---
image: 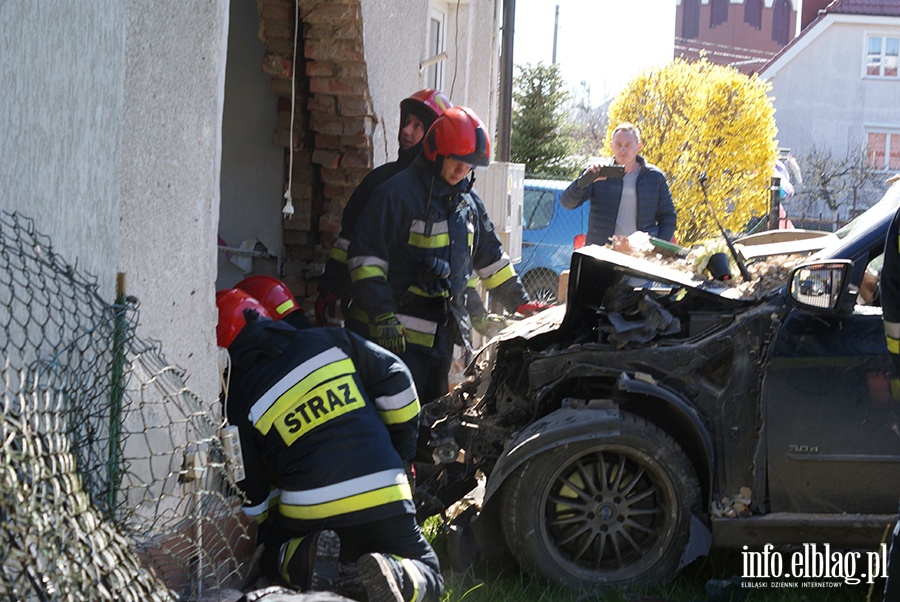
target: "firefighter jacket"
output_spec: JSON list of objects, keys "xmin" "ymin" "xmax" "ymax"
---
[
  {"xmin": 226, "ymin": 317, "xmax": 420, "ymax": 534},
  {"xmin": 883, "ymin": 206, "xmax": 900, "ymax": 374},
  {"xmin": 346, "ymin": 156, "xmax": 528, "ymax": 351},
  {"xmin": 319, "ymin": 144, "xmax": 422, "ymax": 298}
]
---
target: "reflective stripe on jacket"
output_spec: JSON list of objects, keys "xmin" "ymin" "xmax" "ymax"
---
[
  {"xmin": 347, "ymin": 156, "xmax": 526, "ymax": 349},
  {"xmin": 227, "ymin": 322, "xmax": 419, "ymax": 532}
]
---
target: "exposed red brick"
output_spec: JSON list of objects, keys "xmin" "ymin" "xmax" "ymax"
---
[
  {"xmin": 307, "ymin": 94, "xmax": 338, "ymax": 113},
  {"xmin": 336, "ymin": 62, "xmax": 368, "ymax": 80},
  {"xmin": 318, "ymin": 211, "xmax": 343, "ymax": 233},
  {"xmin": 270, "ymin": 78, "xmax": 293, "ymax": 98},
  {"xmin": 315, "ymin": 133, "xmax": 342, "ymax": 150},
  {"xmin": 263, "ymin": 21, "xmax": 294, "ymax": 43},
  {"xmin": 305, "ymin": 40, "xmax": 364, "ymax": 62},
  {"xmin": 338, "ymin": 95, "xmax": 369, "ymax": 116},
  {"xmin": 261, "ymin": 54, "xmax": 293, "ymax": 79},
  {"xmin": 341, "ymin": 150, "xmax": 369, "ymax": 168},
  {"xmin": 282, "ymin": 214, "xmax": 313, "ymax": 231},
  {"xmin": 305, "ymin": 61, "xmax": 335, "ymax": 78},
  {"xmin": 312, "ymin": 149, "xmax": 341, "ymax": 169},
  {"xmin": 259, "ymin": 3, "xmax": 291, "ymax": 21},
  {"xmin": 301, "ymin": 4, "xmax": 360, "ymax": 23}
]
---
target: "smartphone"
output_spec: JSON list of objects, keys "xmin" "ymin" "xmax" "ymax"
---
[{"xmin": 598, "ymin": 165, "xmax": 626, "ymax": 178}]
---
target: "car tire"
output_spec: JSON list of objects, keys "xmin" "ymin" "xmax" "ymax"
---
[
  {"xmin": 522, "ymin": 270, "xmax": 559, "ymax": 305},
  {"xmin": 499, "ymin": 412, "xmax": 700, "ymax": 590}
]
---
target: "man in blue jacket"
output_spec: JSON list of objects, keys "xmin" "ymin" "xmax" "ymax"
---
[{"xmin": 561, "ymin": 122, "xmax": 677, "ymax": 245}]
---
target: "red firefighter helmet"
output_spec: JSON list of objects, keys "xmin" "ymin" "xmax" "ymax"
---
[
  {"xmin": 399, "ymin": 89, "xmax": 453, "ymax": 125},
  {"xmin": 235, "ymin": 275, "xmax": 299, "ymax": 320},
  {"xmin": 215, "ymin": 288, "xmax": 271, "ymax": 348},
  {"xmin": 423, "ymin": 106, "xmax": 491, "ymax": 167}
]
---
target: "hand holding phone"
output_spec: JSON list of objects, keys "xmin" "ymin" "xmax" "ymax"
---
[{"xmin": 576, "ymin": 163, "xmax": 625, "ymax": 188}]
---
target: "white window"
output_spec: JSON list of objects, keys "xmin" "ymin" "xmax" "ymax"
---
[
  {"xmin": 866, "ymin": 35, "xmax": 899, "ymax": 78},
  {"xmin": 426, "ymin": 8, "xmax": 446, "ymax": 90},
  {"xmin": 867, "ymin": 129, "xmax": 900, "ymax": 170}
]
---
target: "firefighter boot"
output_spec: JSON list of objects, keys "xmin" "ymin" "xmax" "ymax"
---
[
  {"xmin": 279, "ymin": 529, "xmax": 341, "ymax": 591},
  {"xmin": 357, "ymin": 552, "xmax": 428, "ymax": 602}
]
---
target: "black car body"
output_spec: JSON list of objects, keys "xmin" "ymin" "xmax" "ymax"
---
[{"xmin": 416, "ymin": 182, "xmax": 900, "ymax": 589}]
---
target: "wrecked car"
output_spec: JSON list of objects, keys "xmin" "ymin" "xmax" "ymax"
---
[{"xmin": 415, "ymin": 180, "xmax": 900, "ymax": 589}]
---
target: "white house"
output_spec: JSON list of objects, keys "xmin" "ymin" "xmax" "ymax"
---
[{"xmin": 758, "ymin": 0, "xmax": 900, "ymax": 217}]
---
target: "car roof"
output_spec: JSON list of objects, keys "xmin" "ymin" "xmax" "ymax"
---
[{"xmin": 524, "ymin": 178, "xmax": 570, "ymax": 191}]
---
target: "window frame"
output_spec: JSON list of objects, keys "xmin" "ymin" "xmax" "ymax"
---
[
  {"xmin": 426, "ymin": 6, "xmax": 446, "ymax": 90},
  {"xmin": 864, "ymin": 33, "xmax": 900, "ymax": 80},
  {"xmin": 866, "ymin": 127, "xmax": 900, "ymax": 171}
]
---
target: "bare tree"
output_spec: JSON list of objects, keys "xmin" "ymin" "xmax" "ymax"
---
[{"xmin": 793, "ymin": 142, "xmax": 884, "ymax": 224}]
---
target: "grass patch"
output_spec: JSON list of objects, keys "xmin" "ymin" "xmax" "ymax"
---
[{"xmin": 424, "ymin": 517, "xmax": 884, "ymax": 601}]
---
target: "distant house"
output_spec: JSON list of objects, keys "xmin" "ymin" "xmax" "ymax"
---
[
  {"xmin": 675, "ymin": 0, "xmax": 799, "ymax": 73},
  {"xmin": 758, "ymin": 0, "xmax": 900, "ymax": 220}
]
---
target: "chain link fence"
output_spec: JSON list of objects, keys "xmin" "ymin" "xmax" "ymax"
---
[
  {"xmin": 513, "ymin": 179, "xmax": 586, "ymax": 304},
  {"xmin": 1, "ymin": 211, "xmax": 253, "ymax": 600}
]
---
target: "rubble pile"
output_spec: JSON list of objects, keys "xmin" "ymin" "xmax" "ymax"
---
[{"xmin": 609, "ymin": 232, "xmax": 805, "ymax": 299}]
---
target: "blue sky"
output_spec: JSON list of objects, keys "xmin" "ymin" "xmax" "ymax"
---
[{"xmin": 514, "ymin": 0, "xmax": 677, "ymax": 106}]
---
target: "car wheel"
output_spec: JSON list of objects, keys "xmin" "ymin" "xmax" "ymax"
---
[
  {"xmin": 499, "ymin": 412, "xmax": 700, "ymax": 589},
  {"xmin": 523, "ymin": 271, "xmax": 559, "ymax": 304}
]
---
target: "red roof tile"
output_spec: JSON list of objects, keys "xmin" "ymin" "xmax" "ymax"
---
[{"xmin": 825, "ymin": 0, "xmax": 900, "ymax": 17}]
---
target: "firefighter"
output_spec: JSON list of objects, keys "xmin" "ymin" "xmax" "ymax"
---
[
  {"xmin": 316, "ymin": 89, "xmax": 453, "ymax": 327},
  {"xmin": 881, "ymin": 203, "xmax": 900, "ymax": 602},
  {"xmin": 216, "ymin": 289, "xmax": 443, "ymax": 601},
  {"xmin": 235, "ymin": 274, "xmax": 312, "ymax": 330},
  {"xmin": 346, "ymin": 106, "xmax": 547, "ymax": 404}
]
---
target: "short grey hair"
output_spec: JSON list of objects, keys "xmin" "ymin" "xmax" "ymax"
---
[{"xmin": 612, "ymin": 123, "xmax": 641, "ymax": 143}]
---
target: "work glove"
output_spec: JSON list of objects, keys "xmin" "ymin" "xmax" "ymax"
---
[
  {"xmin": 472, "ymin": 313, "xmax": 508, "ymax": 339},
  {"xmin": 315, "ymin": 292, "xmax": 340, "ymax": 327},
  {"xmin": 417, "ymin": 257, "xmax": 451, "ymax": 296},
  {"xmin": 516, "ymin": 302, "xmax": 552, "ymax": 317},
  {"xmin": 371, "ymin": 313, "xmax": 407, "ymax": 354}
]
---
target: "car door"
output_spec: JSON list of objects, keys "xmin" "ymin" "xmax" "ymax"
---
[{"xmin": 764, "ymin": 284, "xmax": 900, "ymax": 513}]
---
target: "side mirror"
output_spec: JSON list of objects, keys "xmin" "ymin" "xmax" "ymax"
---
[{"xmin": 787, "ymin": 260, "xmax": 852, "ymax": 313}]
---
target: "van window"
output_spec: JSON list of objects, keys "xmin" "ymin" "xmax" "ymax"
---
[{"xmin": 524, "ymin": 189, "xmax": 555, "ymax": 230}]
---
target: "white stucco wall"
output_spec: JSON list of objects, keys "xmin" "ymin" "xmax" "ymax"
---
[
  {"xmin": 217, "ymin": 0, "xmax": 286, "ymax": 290},
  {"xmin": 0, "ymin": 2, "xmax": 126, "ymax": 296},
  {"xmin": 119, "ymin": 0, "xmax": 229, "ymax": 405},
  {"xmin": 764, "ymin": 17, "xmax": 900, "ymax": 153},
  {"xmin": 361, "ymin": 0, "xmax": 500, "ymax": 166}
]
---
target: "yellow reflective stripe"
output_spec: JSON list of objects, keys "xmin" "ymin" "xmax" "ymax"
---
[
  {"xmin": 250, "ymin": 347, "xmax": 349, "ymax": 424},
  {"xmin": 279, "ymin": 468, "xmax": 412, "ymax": 520},
  {"xmin": 408, "ymin": 231, "xmax": 450, "ymax": 249},
  {"xmin": 351, "ymin": 265, "xmax": 387, "ymax": 282},
  {"xmin": 467, "ymin": 276, "xmax": 478, "ymax": 287},
  {"xmin": 477, "ymin": 255, "xmax": 512, "ymax": 279},
  {"xmin": 256, "ymin": 357, "xmax": 357, "ymax": 435},
  {"xmin": 274, "ymin": 374, "xmax": 366, "ymax": 445},
  {"xmin": 377, "ymin": 401, "xmax": 420, "ymax": 425},
  {"xmin": 481, "ymin": 264, "xmax": 516, "ymax": 290},
  {"xmin": 885, "ymin": 320, "xmax": 900, "ymax": 340},
  {"xmin": 406, "ymin": 330, "xmax": 435, "ymax": 347},
  {"xmin": 373, "ymin": 388, "xmax": 420, "ymax": 425},
  {"xmin": 329, "ymin": 246, "xmax": 348, "ymax": 263},
  {"xmin": 280, "ymin": 483, "xmax": 412, "ymax": 521},
  {"xmin": 280, "ymin": 537, "xmax": 305, "ymax": 586},
  {"xmin": 888, "ymin": 336, "xmax": 899, "ymax": 355},
  {"xmin": 400, "ymin": 558, "xmax": 423, "ymax": 602},
  {"xmin": 275, "ymin": 299, "xmax": 296, "ymax": 316},
  {"xmin": 408, "ymin": 285, "xmax": 448, "ymax": 298},
  {"xmin": 396, "ymin": 314, "xmax": 437, "ymax": 347}
]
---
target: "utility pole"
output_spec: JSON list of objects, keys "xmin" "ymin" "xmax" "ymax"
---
[
  {"xmin": 497, "ymin": 0, "xmax": 515, "ymax": 162},
  {"xmin": 552, "ymin": 4, "xmax": 559, "ymax": 64}
]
